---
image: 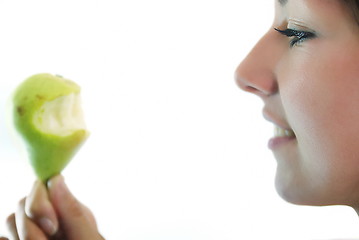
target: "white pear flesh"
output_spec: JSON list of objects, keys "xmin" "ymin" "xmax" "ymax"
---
[{"xmin": 11, "ymin": 73, "xmax": 89, "ymax": 181}]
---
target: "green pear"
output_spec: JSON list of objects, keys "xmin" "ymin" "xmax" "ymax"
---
[{"xmin": 11, "ymin": 73, "xmax": 89, "ymax": 181}]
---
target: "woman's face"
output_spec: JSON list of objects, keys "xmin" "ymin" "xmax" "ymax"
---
[{"xmin": 236, "ymin": 0, "xmax": 359, "ymax": 207}]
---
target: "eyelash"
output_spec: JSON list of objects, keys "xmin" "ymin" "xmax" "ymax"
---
[{"xmin": 274, "ymin": 28, "xmax": 316, "ymax": 47}]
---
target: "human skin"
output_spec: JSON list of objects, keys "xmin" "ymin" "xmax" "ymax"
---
[
  {"xmin": 4, "ymin": 0, "xmax": 359, "ymax": 238},
  {"xmin": 235, "ymin": 0, "xmax": 359, "ymax": 211},
  {"xmin": 5, "ymin": 175, "xmax": 104, "ymax": 240}
]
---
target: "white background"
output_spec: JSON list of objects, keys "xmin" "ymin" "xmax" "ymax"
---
[{"xmin": 0, "ymin": 0, "xmax": 359, "ymax": 239}]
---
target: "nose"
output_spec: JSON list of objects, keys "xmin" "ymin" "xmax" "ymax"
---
[{"xmin": 235, "ymin": 30, "xmax": 279, "ymax": 99}]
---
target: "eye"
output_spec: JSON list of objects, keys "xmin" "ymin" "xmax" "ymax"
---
[{"xmin": 274, "ymin": 28, "xmax": 316, "ymax": 47}]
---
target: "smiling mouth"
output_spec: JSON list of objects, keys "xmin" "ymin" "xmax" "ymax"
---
[
  {"xmin": 274, "ymin": 126, "xmax": 296, "ymax": 137},
  {"xmin": 268, "ymin": 126, "xmax": 296, "ymax": 150}
]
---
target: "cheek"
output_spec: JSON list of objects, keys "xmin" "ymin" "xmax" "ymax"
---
[{"xmin": 280, "ymin": 44, "xmax": 359, "ymax": 189}]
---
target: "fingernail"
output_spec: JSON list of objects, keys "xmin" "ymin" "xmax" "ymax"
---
[
  {"xmin": 40, "ymin": 217, "xmax": 57, "ymax": 236},
  {"xmin": 47, "ymin": 175, "xmax": 68, "ymax": 195}
]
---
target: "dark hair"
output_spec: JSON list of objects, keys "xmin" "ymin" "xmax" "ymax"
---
[{"xmin": 344, "ymin": 0, "xmax": 359, "ymax": 25}]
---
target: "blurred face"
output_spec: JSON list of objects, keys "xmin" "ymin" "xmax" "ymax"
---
[{"xmin": 236, "ymin": 0, "xmax": 359, "ymax": 207}]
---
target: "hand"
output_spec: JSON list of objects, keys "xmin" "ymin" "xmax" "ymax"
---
[{"xmin": 6, "ymin": 175, "xmax": 105, "ymax": 240}]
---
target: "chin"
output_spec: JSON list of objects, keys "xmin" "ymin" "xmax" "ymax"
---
[
  {"xmin": 274, "ymin": 173, "xmax": 351, "ymax": 207},
  {"xmin": 274, "ymin": 175, "xmax": 306, "ymax": 205},
  {"xmin": 271, "ymin": 146, "xmax": 355, "ymax": 206},
  {"xmin": 274, "ymin": 170, "xmax": 328, "ymax": 206}
]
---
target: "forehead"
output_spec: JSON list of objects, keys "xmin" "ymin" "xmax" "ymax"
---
[
  {"xmin": 276, "ymin": 0, "xmax": 348, "ymax": 18},
  {"xmin": 278, "ymin": 0, "xmax": 343, "ymax": 8},
  {"xmin": 275, "ymin": 0, "xmax": 359, "ymax": 37}
]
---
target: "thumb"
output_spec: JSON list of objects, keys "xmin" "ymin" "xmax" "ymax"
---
[
  {"xmin": 47, "ymin": 175, "xmax": 101, "ymax": 240},
  {"xmin": 25, "ymin": 180, "xmax": 59, "ymax": 236}
]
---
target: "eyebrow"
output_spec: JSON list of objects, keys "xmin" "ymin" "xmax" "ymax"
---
[{"xmin": 278, "ymin": 0, "xmax": 288, "ymax": 6}]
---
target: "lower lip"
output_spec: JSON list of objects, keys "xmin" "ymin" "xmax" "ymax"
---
[{"xmin": 268, "ymin": 136, "xmax": 296, "ymax": 150}]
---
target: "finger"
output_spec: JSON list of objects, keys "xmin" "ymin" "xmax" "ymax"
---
[
  {"xmin": 50, "ymin": 230, "xmax": 66, "ymax": 240},
  {"xmin": 48, "ymin": 175, "xmax": 102, "ymax": 239},
  {"xmin": 15, "ymin": 198, "xmax": 48, "ymax": 240},
  {"xmin": 6, "ymin": 213, "xmax": 19, "ymax": 240},
  {"xmin": 25, "ymin": 180, "xmax": 58, "ymax": 236}
]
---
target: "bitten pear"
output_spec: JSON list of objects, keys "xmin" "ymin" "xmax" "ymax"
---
[{"xmin": 11, "ymin": 73, "xmax": 89, "ymax": 181}]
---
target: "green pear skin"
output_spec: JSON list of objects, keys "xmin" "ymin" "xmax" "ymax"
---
[{"xmin": 12, "ymin": 73, "xmax": 89, "ymax": 181}]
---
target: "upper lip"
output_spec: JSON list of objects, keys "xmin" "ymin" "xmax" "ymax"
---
[{"xmin": 262, "ymin": 108, "xmax": 293, "ymax": 131}]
